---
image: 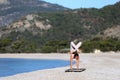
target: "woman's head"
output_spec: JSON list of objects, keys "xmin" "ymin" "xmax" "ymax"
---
[{"xmin": 73, "ymin": 39, "xmax": 79, "ymax": 44}]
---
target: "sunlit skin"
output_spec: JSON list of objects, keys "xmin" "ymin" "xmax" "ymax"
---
[{"xmin": 69, "ymin": 49, "xmax": 81, "ymax": 69}]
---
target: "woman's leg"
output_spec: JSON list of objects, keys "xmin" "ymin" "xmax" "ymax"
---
[
  {"xmin": 70, "ymin": 54, "xmax": 73, "ymax": 69},
  {"xmin": 76, "ymin": 56, "xmax": 80, "ymax": 69}
]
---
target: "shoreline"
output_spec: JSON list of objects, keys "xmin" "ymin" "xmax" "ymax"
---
[{"xmin": 0, "ymin": 53, "xmax": 120, "ymax": 80}]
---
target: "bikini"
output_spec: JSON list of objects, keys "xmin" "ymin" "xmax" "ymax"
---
[{"xmin": 72, "ymin": 50, "xmax": 79, "ymax": 58}]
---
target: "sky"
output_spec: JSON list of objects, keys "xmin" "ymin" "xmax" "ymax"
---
[{"xmin": 43, "ymin": 0, "xmax": 119, "ymax": 9}]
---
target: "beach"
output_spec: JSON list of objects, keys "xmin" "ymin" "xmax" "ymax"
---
[{"xmin": 0, "ymin": 53, "xmax": 120, "ymax": 80}]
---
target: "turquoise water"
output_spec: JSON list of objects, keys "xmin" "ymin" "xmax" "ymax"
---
[{"xmin": 0, "ymin": 58, "xmax": 69, "ymax": 77}]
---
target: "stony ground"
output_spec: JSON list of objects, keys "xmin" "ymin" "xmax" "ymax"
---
[{"xmin": 0, "ymin": 53, "xmax": 120, "ymax": 80}]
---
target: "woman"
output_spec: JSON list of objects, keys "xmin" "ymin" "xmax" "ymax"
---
[{"xmin": 69, "ymin": 41, "xmax": 82, "ymax": 69}]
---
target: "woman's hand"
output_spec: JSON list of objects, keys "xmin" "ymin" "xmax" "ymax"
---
[{"xmin": 77, "ymin": 49, "xmax": 81, "ymax": 53}]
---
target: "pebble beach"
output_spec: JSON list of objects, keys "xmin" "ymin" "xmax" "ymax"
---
[{"xmin": 0, "ymin": 53, "xmax": 120, "ymax": 80}]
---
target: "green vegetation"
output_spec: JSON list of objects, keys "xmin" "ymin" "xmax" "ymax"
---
[
  {"xmin": 0, "ymin": 38, "xmax": 37, "ymax": 53},
  {"xmin": 82, "ymin": 37, "xmax": 120, "ymax": 53},
  {"xmin": 0, "ymin": 38, "xmax": 12, "ymax": 53},
  {"xmin": 0, "ymin": 0, "xmax": 68, "ymax": 26},
  {"xmin": 0, "ymin": 2, "xmax": 120, "ymax": 53},
  {"xmin": 0, "ymin": 37, "xmax": 120, "ymax": 53},
  {"xmin": 41, "ymin": 40, "xmax": 69, "ymax": 53}
]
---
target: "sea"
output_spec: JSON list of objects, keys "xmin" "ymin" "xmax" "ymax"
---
[{"xmin": 0, "ymin": 58, "xmax": 69, "ymax": 77}]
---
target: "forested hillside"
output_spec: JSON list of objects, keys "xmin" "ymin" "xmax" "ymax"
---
[
  {"xmin": 0, "ymin": 0, "xmax": 68, "ymax": 26},
  {"xmin": 0, "ymin": 1, "xmax": 120, "ymax": 53}
]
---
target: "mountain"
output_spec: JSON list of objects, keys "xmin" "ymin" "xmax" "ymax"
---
[
  {"xmin": 0, "ymin": 0, "xmax": 69, "ymax": 27},
  {"xmin": 0, "ymin": 1, "xmax": 120, "ymax": 53}
]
